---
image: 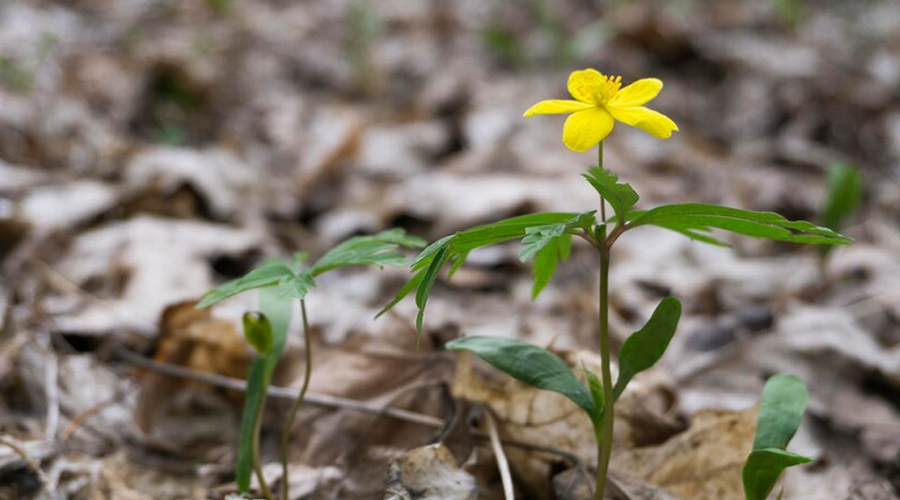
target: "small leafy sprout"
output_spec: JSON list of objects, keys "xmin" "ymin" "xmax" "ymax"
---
[
  {"xmin": 743, "ymin": 374, "xmax": 813, "ymax": 500},
  {"xmin": 819, "ymin": 163, "xmax": 861, "ymax": 260},
  {"xmin": 198, "ymin": 229, "xmax": 424, "ymax": 500},
  {"xmin": 385, "ymin": 69, "xmax": 850, "ymax": 500}
]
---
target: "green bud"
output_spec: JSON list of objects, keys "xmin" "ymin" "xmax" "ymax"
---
[{"xmin": 242, "ymin": 312, "xmax": 273, "ymax": 354}]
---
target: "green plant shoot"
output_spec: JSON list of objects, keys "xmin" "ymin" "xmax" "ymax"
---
[
  {"xmin": 743, "ymin": 374, "xmax": 813, "ymax": 500},
  {"xmin": 381, "ymin": 69, "xmax": 850, "ymax": 500},
  {"xmin": 198, "ymin": 229, "xmax": 424, "ymax": 500}
]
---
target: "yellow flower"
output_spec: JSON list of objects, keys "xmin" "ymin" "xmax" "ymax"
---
[{"xmin": 524, "ymin": 69, "xmax": 679, "ymax": 152}]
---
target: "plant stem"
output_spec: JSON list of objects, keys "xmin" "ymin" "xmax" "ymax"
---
[
  {"xmin": 594, "ymin": 246, "xmax": 614, "ymax": 500},
  {"xmin": 279, "ymin": 299, "xmax": 313, "ymax": 500},
  {"xmin": 252, "ymin": 405, "xmax": 274, "ymax": 500},
  {"xmin": 598, "ymin": 143, "xmax": 606, "ymax": 222}
]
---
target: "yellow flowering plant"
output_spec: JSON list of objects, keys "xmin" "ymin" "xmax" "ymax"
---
[{"xmin": 382, "ymin": 69, "xmax": 850, "ymax": 499}]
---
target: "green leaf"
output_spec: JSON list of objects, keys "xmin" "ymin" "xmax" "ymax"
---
[
  {"xmin": 278, "ymin": 272, "xmax": 316, "ymax": 300},
  {"xmin": 446, "ymin": 336, "xmax": 596, "ymax": 417},
  {"xmin": 242, "ymin": 312, "xmax": 273, "ymax": 354},
  {"xmin": 382, "ymin": 212, "xmax": 595, "ymax": 331},
  {"xmin": 582, "ymin": 366, "xmax": 605, "ymax": 435},
  {"xmin": 743, "ymin": 449, "xmax": 812, "ymax": 500},
  {"xmin": 613, "ymin": 297, "xmax": 681, "ymax": 400},
  {"xmin": 309, "ymin": 228, "xmax": 425, "ymax": 276},
  {"xmin": 582, "ymin": 167, "xmax": 639, "ymax": 222},
  {"xmin": 530, "ymin": 233, "xmax": 571, "ymax": 299},
  {"xmin": 415, "ymin": 245, "xmax": 451, "ymax": 332},
  {"xmin": 820, "ymin": 163, "xmax": 861, "ymax": 232},
  {"xmin": 197, "ymin": 259, "xmax": 294, "ymax": 308},
  {"xmin": 235, "ymin": 287, "xmax": 292, "ymax": 493},
  {"xmin": 628, "ymin": 203, "xmax": 852, "ymax": 246},
  {"xmin": 235, "ymin": 357, "xmax": 266, "ymax": 492},
  {"xmin": 753, "ymin": 374, "xmax": 808, "ymax": 451},
  {"xmin": 742, "ymin": 374, "xmax": 812, "ymax": 500}
]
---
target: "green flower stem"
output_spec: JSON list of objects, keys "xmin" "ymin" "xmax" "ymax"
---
[
  {"xmin": 594, "ymin": 245, "xmax": 614, "ymax": 500},
  {"xmin": 280, "ymin": 299, "xmax": 313, "ymax": 500},
  {"xmin": 252, "ymin": 406, "xmax": 274, "ymax": 500},
  {"xmin": 598, "ymin": 143, "xmax": 606, "ymax": 222}
]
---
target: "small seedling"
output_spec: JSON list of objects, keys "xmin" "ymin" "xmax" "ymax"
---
[
  {"xmin": 743, "ymin": 374, "xmax": 812, "ymax": 500},
  {"xmin": 198, "ymin": 229, "xmax": 424, "ymax": 500},
  {"xmin": 382, "ymin": 69, "xmax": 850, "ymax": 500},
  {"xmin": 818, "ymin": 162, "xmax": 861, "ymax": 260}
]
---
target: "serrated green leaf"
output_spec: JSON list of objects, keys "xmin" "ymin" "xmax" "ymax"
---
[
  {"xmin": 310, "ymin": 228, "xmax": 425, "ymax": 276},
  {"xmin": 520, "ymin": 223, "xmax": 567, "ymax": 262},
  {"xmin": 415, "ymin": 245, "xmax": 451, "ymax": 332},
  {"xmin": 582, "ymin": 167, "xmax": 639, "ymax": 222},
  {"xmin": 197, "ymin": 259, "xmax": 294, "ymax": 308},
  {"xmin": 384, "ymin": 212, "xmax": 595, "ymax": 331},
  {"xmin": 613, "ymin": 297, "xmax": 681, "ymax": 400},
  {"xmin": 629, "ymin": 203, "xmax": 852, "ymax": 246},
  {"xmin": 742, "ymin": 374, "xmax": 812, "ymax": 500},
  {"xmin": 821, "ymin": 163, "xmax": 861, "ymax": 233},
  {"xmin": 530, "ymin": 234, "xmax": 571, "ymax": 299},
  {"xmin": 446, "ymin": 336, "xmax": 596, "ymax": 417},
  {"xmin": 278, "ymin": 272, "xmax": 315, "ymax": 300}
]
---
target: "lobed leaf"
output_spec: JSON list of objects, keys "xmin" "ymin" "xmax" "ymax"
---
[
  {"xmin": 382, "ymin": 212, "xmax": 595, "ymax": 332},
  {"xmin": 613, "ymin": 297, "xmax": 681, "ymax": 400},
  {"xmin": 197, "ymin": 259, "xmax": 294, "ymax": 308},
  {"xmin": 628, "ymin": 203, "xmax": 852, "ymax": 246},
  {"xmin": 310, "ymin": 228, "xmax": 425, "ymax": 276},
  {"xmin": 582, "ymin": 167, "xmax": 639, "ymax": 222},
  {"xmin": 742, "ymin": 374, "xmax": 812, "ymax": 500},
  {"xmin": 446, "ymin": 335, "xmax": 596, "ymax": 418}
]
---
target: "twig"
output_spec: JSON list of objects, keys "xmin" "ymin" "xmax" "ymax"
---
[
  {"xmin": 43, "ymin": 338, "xmax": 59, "ymax": 441},
  {"xmin": 484, "ymin": 410, "xmax": 515, "ymax": 500},
  {"xmin": 116, "ymin": 347, "xmax": 444, "ymax": 429},
  {"xmin": 61, "ymin": 399, "xmax": 116, "ymax": 441},
  {"xmin": 0, "ymin": 436, "xmax": 49, "ymax": 484}
]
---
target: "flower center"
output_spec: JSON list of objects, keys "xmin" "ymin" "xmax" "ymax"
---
[{"xmin": 592, "ymin": 75, "xmax": 622, "ymax": 104}]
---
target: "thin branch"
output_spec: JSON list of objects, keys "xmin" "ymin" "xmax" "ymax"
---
[
  {"xmin": 0, "ymin": 436, "xmax": 49, "ymax": 484},
  {"xmin": 484, "ymin": 411, "xmax": 515, "ymax": 500},
  {"xmin": 116, "ymin": 347, "xmax": 444, "ymax": 429}
]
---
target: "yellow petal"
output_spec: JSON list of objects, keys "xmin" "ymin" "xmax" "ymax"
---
[
  {"xmin": 562, "ymin": 107, "xmax": 615, "ymax": 152},
  {"xmin": 605, "ymin": 105, "xmax": 678, "ymax": 139},
  {"xmin": 567, "ymin": 69, "xmax": 605, "ymax": 104},
  {"xmin": 523, "ymin": 99, "xmax": 593, "ymax": 117},
  {"xmin": 609, "ymin": 78, "xmax": 663, "ymax": 107}
]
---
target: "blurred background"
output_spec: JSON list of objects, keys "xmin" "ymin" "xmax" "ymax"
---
[{"xmin": 1, "ymin": 0, "xmax": 899, "ymax": 499}]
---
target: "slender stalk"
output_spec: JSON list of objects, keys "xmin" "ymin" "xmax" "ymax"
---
[
  {"xmin": 280, "ymin": 299, "xmax": 313, "ymax": 500},
  {"xmin": 598, "ymin": 143, "xmax": 606, "ymax": 223},
  {"xmin": 594, "ymin": 247, "xmax": 614, "ymax": 500},
  {"xmin": 252, "ymin": 405, "xmax": 274, "ymax": 500}
]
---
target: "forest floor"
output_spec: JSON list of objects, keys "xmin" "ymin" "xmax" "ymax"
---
[{"xmin": 1, "ymin": 0, "xmax": 900, "ymax": 499}]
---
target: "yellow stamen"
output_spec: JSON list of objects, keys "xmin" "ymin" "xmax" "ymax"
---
[{"xmin": 593, "ymin": 75, "xmax": 622, "ymax": 104}]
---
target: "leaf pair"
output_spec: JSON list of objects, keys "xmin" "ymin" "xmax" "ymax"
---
[
  {"xmin": 446, "ymin": 296, "xmax": 681, "ymax": 432},
  {"xmin": 742, "ymin": 374, "xmax": 812, "ymax": 500}
]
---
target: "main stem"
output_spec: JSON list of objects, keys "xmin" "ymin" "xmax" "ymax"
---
[
  {"xmin": 280, "ymin": 299, "xmax": 313, "ymax": 500},
  {"xmin": 594, "ymin": 247, "xmax": 614, "ymax": 500}
]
